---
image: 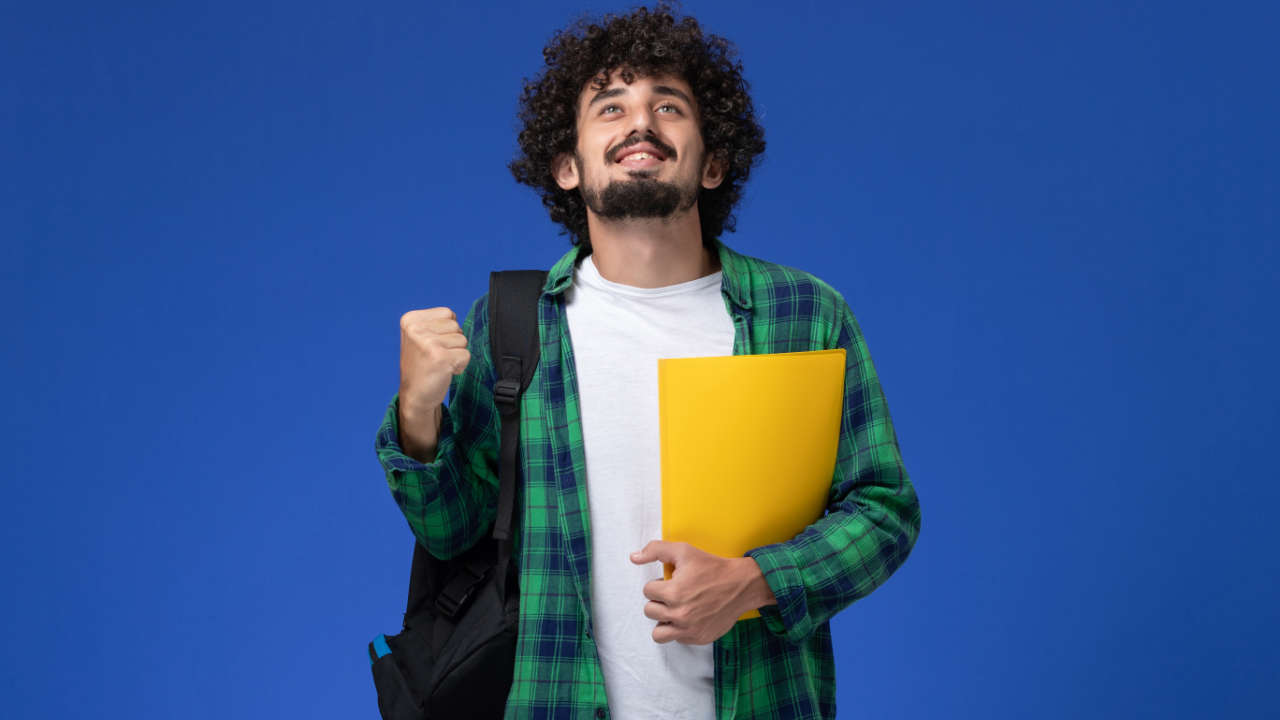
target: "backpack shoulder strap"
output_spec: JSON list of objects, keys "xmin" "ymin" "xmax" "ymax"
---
[
  {"xmin": 401, "ymin": 271, "xmax": 546, "ymax": 627},
  {"xmin": 487, "ymin": 270, "xmax": 547, "ymax": 546}
]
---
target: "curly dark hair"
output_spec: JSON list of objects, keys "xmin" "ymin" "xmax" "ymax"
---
[{"xmin": 508, "ymin": 3, "xmax": 766, "ymax": 249}]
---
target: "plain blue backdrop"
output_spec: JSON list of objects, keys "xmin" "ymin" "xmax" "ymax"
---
[{"xmin": 5, "ymin": 1, "xmax": 1277, "ymax": 717}]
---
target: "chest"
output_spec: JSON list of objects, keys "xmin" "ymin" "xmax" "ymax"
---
[{"xmin": 565, "ymin": 285, "xmax": 735, "ymax": 414}]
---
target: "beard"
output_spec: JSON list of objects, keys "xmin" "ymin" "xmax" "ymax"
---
[
  {"xmin": 580, "ymin": 174, "xmax": 698, "ymax": 220},
  {"xmin": 576, "ymin": 140, "xmax": 700, "ymax": 220}
]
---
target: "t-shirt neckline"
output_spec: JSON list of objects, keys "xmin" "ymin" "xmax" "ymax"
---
[{"xmin": 575, "ymin": 254, "xmax": 723, "ymax": 298}]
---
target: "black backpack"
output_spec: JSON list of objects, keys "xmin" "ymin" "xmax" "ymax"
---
[{"xmin": 369, "ymin": 270, "xmax": 546, "ymax": 720}]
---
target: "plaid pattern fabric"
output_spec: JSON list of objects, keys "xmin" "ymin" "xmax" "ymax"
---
[{"xmin": 375, "ymin": 240, "xmax": 921, "ymax": 719}]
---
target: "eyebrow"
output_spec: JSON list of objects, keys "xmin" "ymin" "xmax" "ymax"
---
[
  {"xmin": 653, "ymin": 85, "xmax": 694, "ymax": 106},
  {"xmin": 585, "ymin": 84, "xmax": 695, "ymax": 109},
  {"xmin": 586, "ymin": 87, "xmax": 628, "ymax": 108}
]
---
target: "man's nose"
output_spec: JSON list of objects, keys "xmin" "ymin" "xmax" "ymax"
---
[{"xmin": 628, "ymin": 105, "xmax": 655, "ymax": 134}]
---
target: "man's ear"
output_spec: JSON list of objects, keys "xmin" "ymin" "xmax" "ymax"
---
[
  {"xmin": 552, "ymin": 152, "xmax": 580, "ymax": 191},
  {"xmin": 701, "ymin": 150, "xmax": 727, "ymax": 190}
]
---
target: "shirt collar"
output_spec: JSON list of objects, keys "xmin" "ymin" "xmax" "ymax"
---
[{"xmin": 542, "ymin": 238, "xmax": 753, "ymax": 310}]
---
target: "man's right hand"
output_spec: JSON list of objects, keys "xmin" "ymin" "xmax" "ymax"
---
[{"xmin": 397, "ymin": 307, "xmax": 471, "ymax": 462}]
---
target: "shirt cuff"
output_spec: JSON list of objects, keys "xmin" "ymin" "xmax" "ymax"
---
[
  {"xmin": 745, "ymin": 542, "xmax": 808, "ymax": 639},
  {"xmin": 374, "ymin": 394, "xmax": 454, "ymax": 473}
]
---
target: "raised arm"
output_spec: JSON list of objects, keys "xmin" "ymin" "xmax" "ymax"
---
[{"xmin": 374, "ymin": 295, "xmax": 502, "ymax": 560}]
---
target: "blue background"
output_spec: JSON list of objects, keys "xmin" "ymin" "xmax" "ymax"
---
[{"xmin": 5, "ymin": 1, "xmax": 1278, "ymax": 717}]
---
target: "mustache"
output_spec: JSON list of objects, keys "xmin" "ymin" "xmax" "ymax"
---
[{"xmin": 606, "ymin": 134, "xmax": 678, "ymax": 163}]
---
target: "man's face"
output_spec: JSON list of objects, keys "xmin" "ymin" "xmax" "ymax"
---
[{"xmin": 553, "ymin": 71, "xmax": 724, "ymax": 220}]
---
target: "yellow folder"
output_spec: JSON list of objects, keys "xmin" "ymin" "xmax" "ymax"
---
[{"xmin": 658, "ymin": 348, "xmax": 846, "ymax": 620}]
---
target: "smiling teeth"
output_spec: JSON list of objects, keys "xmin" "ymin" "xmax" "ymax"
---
[{"xmin": 627, "ymin": 152, "xmax": 655, "ymax": 161}]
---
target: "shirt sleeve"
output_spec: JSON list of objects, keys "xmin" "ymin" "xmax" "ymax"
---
[
  {"xmin": 746, "ymin": 298, "xmax": 922, "ymax": 643},
  {"xmin": 374, "ymin": 295, "xmax": 502, "ymax": 560}
]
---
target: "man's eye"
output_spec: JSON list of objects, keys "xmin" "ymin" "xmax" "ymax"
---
[
  {"xmin": 656, "ymin": 104, "xmax": 681, "ymax": 114},
  {"xmin": 601, "ymin": 105, "xmax": 621, "ymax": 115}
]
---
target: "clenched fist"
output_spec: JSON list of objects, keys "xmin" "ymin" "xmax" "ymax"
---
[{"xmin": 397, "ymin": 307, "xmax": 470, "ymax": 461}]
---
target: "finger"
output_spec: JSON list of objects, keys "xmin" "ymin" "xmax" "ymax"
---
[
  {"xmin": 642, "ymin": 600, "xmax": 675, "ymax": 623},
  {"xmin": 400, "ymin": 307, "xmax": 456, "ymax": 328},
  {"xmin": 631, "ymin": 540, "xmax": 678, "ymax": 565},
  {"xmin": 446, "ymin": 347, "xmax": 471, "ymax": 374},
  {"xmin": 642, "ymin": 578, "xmax": 676, "ymax": 603},
  {"xmin": 403, "ymin": 317, "xmax": 462, "ymax": 336},
  {"xmin": 430, "ymin": 332, "xmax": 468, "ymax": 350},
  {"xmin": 422, "ymin": 317, "xmax": 463, "ymax": 334},
  {"xmin": 651, "ymin": 622, "xmax": 679, "ymax": 644}
]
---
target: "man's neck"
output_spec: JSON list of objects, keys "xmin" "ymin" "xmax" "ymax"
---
[{"xmin": 584, "ymin": 208, "xmax": 720, "ymax": 288}]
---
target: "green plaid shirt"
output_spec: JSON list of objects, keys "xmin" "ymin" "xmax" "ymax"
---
[{"xmin": 375, "ymin": 240, "xmax": 921, "ymax": 719}]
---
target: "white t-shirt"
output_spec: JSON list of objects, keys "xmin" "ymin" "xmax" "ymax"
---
[{"xmin": 564, "ymin": 254, "xmax": 735, "ymax": 720}]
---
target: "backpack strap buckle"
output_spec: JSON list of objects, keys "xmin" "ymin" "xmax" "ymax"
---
[
  {"xmin": 493, "ymin": 378, "xmax": 521, "ymax": 412},
  {"xmin": 435, "ymin": 562, "xmax": 490, "ymax": 620}
]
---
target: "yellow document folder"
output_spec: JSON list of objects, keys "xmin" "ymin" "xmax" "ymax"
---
[{"xmin": 658, "ymin": 348, "xmax": 846, "ymax": 620}]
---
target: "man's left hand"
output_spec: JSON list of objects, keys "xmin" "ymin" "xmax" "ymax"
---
[{"xmin": 629, "ymin": 540, "xmax": 777, "ymax": 645}]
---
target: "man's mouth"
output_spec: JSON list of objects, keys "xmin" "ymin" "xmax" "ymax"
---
[
  {"xmin": 610, "ymin": 138, "xmax": 675, "ymax": 169},
  {"xmin": 617, "ymin": 150, "xmax": 663, "ymax": 169}
]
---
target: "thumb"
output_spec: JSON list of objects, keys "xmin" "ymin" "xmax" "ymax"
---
[{"xmin": 630, "ymin": 540, "xmax": 676, "ymax": 565}]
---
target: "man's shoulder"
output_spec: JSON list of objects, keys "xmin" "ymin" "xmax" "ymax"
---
[{"xmin": 718, "ymin": 243, "xmax": 850, "ymax": 316}]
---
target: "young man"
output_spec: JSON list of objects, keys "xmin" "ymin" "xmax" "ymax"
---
[{"xmin": 376, "ymin": 5, "xmax": 921, "ymax": 718}]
